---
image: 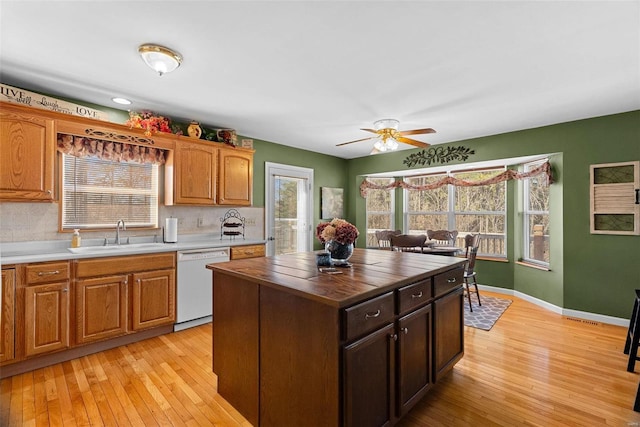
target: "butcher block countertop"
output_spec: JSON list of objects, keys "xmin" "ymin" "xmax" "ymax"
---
[{"xmin": 207, "ymin": 248, "xmax": 467, "ymax": 308}]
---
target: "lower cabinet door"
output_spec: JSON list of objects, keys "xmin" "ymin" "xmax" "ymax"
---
[
  {"xmin": 76, "ymin": 275, "xmax": 128, "ymax": 344},
  {"xmin": 397, "ymin": 304, "xmax": 433, "ymax": 416},
  {"xmin": 131, "ymin": 269, "xmax": 176, "ymax": 331},
  {"xmin": 25, "ymin": 282, "xmax": 69, "ymax": 357},
  {"xmin": 433, "ymin": 287, "xmax": 464, "ymax": 381},
  {"xmin": 343, "ymin": 323, "xmax": 395, "ymax": 427}
]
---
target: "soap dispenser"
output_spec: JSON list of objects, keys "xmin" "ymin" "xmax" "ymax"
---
[{"xmin": 71, "ymin": 229, "xmax": 82, "ymax": 248}]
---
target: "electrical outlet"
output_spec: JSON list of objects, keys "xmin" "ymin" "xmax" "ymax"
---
[
  {"xmin": 246, "ymin": 217, "xmax": 256, "ymax": 226},
  {"xmin": 177, "ymin": 217, "xmax": 184, "ymax": 226},
  {"xmin": 197, "ymin": 217, "xmax": 204, "ymax": 227}
]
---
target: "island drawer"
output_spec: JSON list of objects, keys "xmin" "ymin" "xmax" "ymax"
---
[
  {"xmin": 433, "ymin": 267, "xmax": 464, "ymax": 298},
  {"xmin": 26, "ymin": 261, "xmax": 70, "ymax": 285},
  {"xmin": 397, "ymin": 278, "xmax": 433, "ymax": 315},
  {"xmin": 343, "ymin": 291, "xmax": 394, "ymax": 342}
]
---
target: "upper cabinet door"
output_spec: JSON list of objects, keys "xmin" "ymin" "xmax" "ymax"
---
[
  {"xmin": 218, "ymin": 147, "xmax": 253, "ymax": 206},
  {"xmin": 0, "ymin": 107, "xmax": 55, "ymax": 201},
  {"xmin": 173, "ymin": 140, "xmax": 217, "ymax": 205}
]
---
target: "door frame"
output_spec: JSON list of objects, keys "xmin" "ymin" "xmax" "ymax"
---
[{"xmin": 265, "ymin": 162, "xmax": 314, "ymax": 256}]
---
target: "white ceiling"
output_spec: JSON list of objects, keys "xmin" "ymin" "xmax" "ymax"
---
[{"xmin": 1, "ymin": 1, "xmax": 639, "ymax": 159}]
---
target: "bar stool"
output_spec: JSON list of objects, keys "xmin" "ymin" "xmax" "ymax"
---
[{"xmin": 624, "ymin": 289, "xmax": 640, "ymax": 372}]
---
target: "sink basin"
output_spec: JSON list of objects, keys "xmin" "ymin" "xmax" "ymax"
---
[{"xmin": 67, "ymin": 242, "xmax": 167, "ymax": 254}]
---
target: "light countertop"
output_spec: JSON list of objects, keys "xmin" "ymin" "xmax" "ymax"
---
[{"xmin": 1, "ymin": 234, "xmax": 266, "ymax": 265}]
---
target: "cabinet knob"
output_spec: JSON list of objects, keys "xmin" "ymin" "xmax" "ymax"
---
[
  {"xmin": 411, "ymin": 291, "xmax": 423, "ymax": 299},
  {"xmin": 402, "ymin": 327, "xmax": 408, "ymax": 335},
  {"xmin": 364, "ymin": 309, "xmax": 381, "ymax": 319},
  {"xmin": 390, "ymin": 333, "xmax": 398, "ymax": 341},
  {"xmin": 62, "ymin": 288, "xmax": 68, "ymax": 292}
]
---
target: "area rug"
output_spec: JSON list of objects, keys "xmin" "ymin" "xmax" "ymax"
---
[{"xmin": 464, "ymin": 295, "xmax": 512, "ymax": 331}]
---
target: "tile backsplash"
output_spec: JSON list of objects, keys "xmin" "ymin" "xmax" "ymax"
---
[{"xmin": 0, "ymin": 202, "xmax": 265, "ymax": 243}]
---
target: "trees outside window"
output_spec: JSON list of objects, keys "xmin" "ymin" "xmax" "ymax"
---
[
  {"xmin": 365, "ymin": 178, "xmax": 395, "ymax": 247},
  {"xmin": 523, "ymin": 160, "xmax": 550, "ymax": 265}
]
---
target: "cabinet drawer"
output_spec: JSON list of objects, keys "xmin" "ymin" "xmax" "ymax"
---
[
  {"xmin": 344, "ymin": 292, "xmax": 394, "ymax": 342},
  {"xmin": 433, "ymin": 268, "xmax": 464, "ymax": 298},
  {"xmin": 26, "ymin": 262, "xmax": 69, "ymax": 285},
  {"xmin": 397, "ymin": 278, "xmax": 433, "ymax": 315},
  {"xmin": 231, "ymin": 245, "xmax": 265, "ymax": 260}
]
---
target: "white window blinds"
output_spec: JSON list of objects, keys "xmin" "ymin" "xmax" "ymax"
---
[{"xmin": 62, "ymin": 153, "xmax": 159, "ymax": 230}]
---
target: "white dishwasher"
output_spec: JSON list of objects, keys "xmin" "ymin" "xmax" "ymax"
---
[{"xmin": 175, "ymin": 247, "xmax": 230, "ymax": 331}]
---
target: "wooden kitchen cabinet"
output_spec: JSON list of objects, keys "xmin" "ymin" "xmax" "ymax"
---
[
  {"xmin": 75, "ymin": 275, "xmax": 128, "ymax": 344},
  {"xmin": 230, "ymin": 244, "xmax": 265, "ymax": 260},
  {"xmin": 0, "ymin": 104, "xmax": 56, "ymax": 201},
  {"xmin": 76, "ymin": 253, "xmax": 176, "ymax": 335},
  {"xmin": 131, "ymin": 269, "xmax": 175, "ymax": 331},
  {"xmin": 24, "ymin": 261, "xmax": 70, "ymax": 357},
  {"xmin": 433, "ymin": 286, "xmax": 464, "ymax": 382},
  {"xmin": 218, "ymin": 147, "xmax": 253, "ymax": 206},
  {"xmin": 1, "ymin": 268, "xmax": 16, "ymax": 363},
  {"xmin": 173, "ymin": 140, "xmax": 254, "ymax": 206},
  {"xmin": 174, "ymin": 140, "xmax": 218, "ymax": 205}
]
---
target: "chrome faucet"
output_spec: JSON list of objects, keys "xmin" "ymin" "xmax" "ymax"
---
[{"xmin": 115, "ymin": 219, "xmax": 126, "ymax": 245}]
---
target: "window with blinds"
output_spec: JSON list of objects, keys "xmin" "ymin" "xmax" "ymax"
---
[{"xmin": 61, "ymin": 153, "xmax": 159, "ymax": 230}]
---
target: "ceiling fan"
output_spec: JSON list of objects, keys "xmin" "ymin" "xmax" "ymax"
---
[{"xmin": 337, "ymin": 119, "xmax": 436, "ymax": 154}]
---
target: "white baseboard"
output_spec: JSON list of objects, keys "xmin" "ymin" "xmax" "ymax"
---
[{"xmin": 477, "ymin": 285, "xmax": 629, "ymax": 327}]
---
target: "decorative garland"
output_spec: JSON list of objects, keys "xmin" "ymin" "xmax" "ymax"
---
[
  {"xmin": 403, "ymin": 146, "xmax": 475, "ymax": 167},
  {"xmin": 360, "ymin": 160, "xmax": 553, "ymax": 198}
]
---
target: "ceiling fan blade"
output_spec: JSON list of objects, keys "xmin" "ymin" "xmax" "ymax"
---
[
  {"xmin": 398, "ymin": 128, "xmax": 436, "ymax": 136},
  {"xmin": 396, "ymin": 136, "xmax": 430, "ymax": 148},
  {"xmin": 336, "ymin": 136, "xmax": 376, "ymax": 147},
  {"xmin": 360, "ymin": 128, "xmax": 380, "ymax": 134}
]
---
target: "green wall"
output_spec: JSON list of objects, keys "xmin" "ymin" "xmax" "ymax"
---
[{"xmin": 348, "ymin": 111, "xmax": 640, "ymax": 318}]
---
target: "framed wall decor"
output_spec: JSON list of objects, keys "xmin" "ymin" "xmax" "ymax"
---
[{"xmin": 321, "ymin": 187, "xmax": 344, "ymax": 219}]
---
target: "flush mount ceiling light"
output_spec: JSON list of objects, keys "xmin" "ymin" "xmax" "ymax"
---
[
  {"xmin": 138, "ymin": 44, "xmax": 182, "ymax": 76},
  {"xmin": 111, "ymin": 97, "xmax": 131, "ymax": 105}
]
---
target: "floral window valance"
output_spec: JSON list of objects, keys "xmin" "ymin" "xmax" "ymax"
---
[
  {"xmin": 360, "ymin": 160, "xmax": 553, "ymax": 198},
  {"xmin": 56, "ymin": 133, "xmax": 167, "ymax": 165}
]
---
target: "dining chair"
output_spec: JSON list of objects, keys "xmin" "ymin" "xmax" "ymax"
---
[
  {"xmin": 463, "ymin": 233, "xmax": 482, "ymax": 311},
  {"xmin": 375, "ymin": 229, "xmax": 402, "ymax": 250},
  {"xmin": 427, "ymin": 230, "xmax": 458, "ymax": 246},
  {"xmin": 464, "ymin": 233, "xmax": 482, "ymax": 258},
  {"xmin": 390, "ymin": 234, "xmax": 427, "ymax": 253}
]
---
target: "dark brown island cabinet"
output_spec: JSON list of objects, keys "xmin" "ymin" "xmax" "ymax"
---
[{"xmin": 208, "ymin": 249, "xmax": 466, "ymax": 427}]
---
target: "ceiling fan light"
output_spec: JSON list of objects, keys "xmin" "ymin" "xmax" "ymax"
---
[
  {"xmin": 374, "ymin": 119, "xmax": 400, "ymax": 131},
  {"xmin": 373, "ymin": 139, "xmax": 386, "ymax": 152},
  {"xmin": 387, "ymin": 138, "xmax": 399, "ymax": 150},
  {"xmin": 138, "ymin": 44, "xmax": 182, "ymax": 76}
]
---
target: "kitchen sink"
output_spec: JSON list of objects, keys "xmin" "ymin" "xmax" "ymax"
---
[{"xmin": 67, "ymin": 242, "xmax": 167, "ymax": 254}]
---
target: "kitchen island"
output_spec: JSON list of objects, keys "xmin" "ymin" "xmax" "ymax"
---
[{"xmin": 207, "ymin": 249, "xmax": 467, "ymax": 427}]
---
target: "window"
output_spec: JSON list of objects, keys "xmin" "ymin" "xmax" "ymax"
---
[
  {"xmin": 61, "ymin": 153, "xmax": 159, "ymax": 230},
  {"xmin": 365, "ymin": 178, "xmax": 395, "ymax": 247},
  {"xmin": 523, "ymin": 160, "xmax": 550, "ymax": 265},
  {"xmin": 405, "ymin": 174, "xmax": 449, "ymax": 233},
  {"xmin": 453, "ymin": 169, "xmax": 506, "ymax": 256},
  {"xmin": 405, "ymin": 168, "xmax": 507, "ymax": 257}
]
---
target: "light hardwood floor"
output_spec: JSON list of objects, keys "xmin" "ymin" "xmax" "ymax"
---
[{"xmin": 1, "ymin": 291, "xmax": 639, "ymax": 426}]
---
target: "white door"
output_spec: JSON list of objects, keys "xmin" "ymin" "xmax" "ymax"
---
[{"xmin": 265, "ymin": 162, "xmax": 314, "ymax": 256}]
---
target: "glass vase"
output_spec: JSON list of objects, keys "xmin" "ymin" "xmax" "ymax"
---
[{"xmin": 325, "ymin": 240, "xmax": 354, "ymax": 266}]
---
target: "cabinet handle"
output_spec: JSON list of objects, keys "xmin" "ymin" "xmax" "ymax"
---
[
  {"xmin": 447, "ymin": 277, "xmax": 457, "ymax": 283},
  {"xmin": 402, "ymin": 327, "xmax": 408, "ymax": 335},
  {"xmin": 411, "ymin": 291, "xmax": 423, "ymax": 299},
  {"xmin": 245, "ymin": 251, "xmax": 254, "ymax": 255},
  {"xmin": 38, "ymin": 270, "xmax": 60, "ymax": 276},
  {"xmin": 365, "ymin": 309, "xmax": 381, "ymax": 319},
  {"xmin": 62, "ymin": 288, "xmax": 68, "ymax": 292}
]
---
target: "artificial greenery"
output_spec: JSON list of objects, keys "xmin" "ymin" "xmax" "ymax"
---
[{"xmin": 403, "ymin": 146, "xmax": 475, "ymax": 167}]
